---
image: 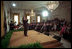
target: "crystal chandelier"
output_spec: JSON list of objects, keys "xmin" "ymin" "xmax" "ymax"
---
[
  {"xmin": 47, "ymin": 1, "xmax": 59, "ymax": 12},
  {"xmin": 30, "ymin": 9, "xmax": 35, "ymax": 16}
]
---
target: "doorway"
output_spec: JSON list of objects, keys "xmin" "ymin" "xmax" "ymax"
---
[{"xmin": 13, "ymin": 13, "xmax": 20, "ymax": 25}]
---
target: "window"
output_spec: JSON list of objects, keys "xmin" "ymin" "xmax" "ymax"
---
[
  {"xmin": 14, "ymin": 15, "xmax": 18, "ymax": 25},
  {"xmin": 37, "ymin": 16, "xmax": 40, "ymax": 22},
  {"xmin": 27, "ymin": 16, "xmax": 30, "ymax": 24}
]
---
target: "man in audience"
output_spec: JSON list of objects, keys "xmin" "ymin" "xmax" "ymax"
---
[
  {"xmin": 9, "ymin": 21, "xmax": 14, "ymax": 30},
  {"xmin": 46, "ymin": 23, "xmax": 50, "ymax": 36}
]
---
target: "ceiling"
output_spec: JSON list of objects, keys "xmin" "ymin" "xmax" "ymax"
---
[
  {"xmin": 4, "ymin": 1, "xmax": 47, "ymax": 9},
  {"xmin": 3, "ymin": 1, "xmax": 59, "ymax": 11},
  {"xmin": 3, "ymin": 1, "xmax": 71, "ymax": 12}
]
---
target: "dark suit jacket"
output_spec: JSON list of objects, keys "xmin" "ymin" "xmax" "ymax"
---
[{"xmin": 23, "ymin": 20, "xmax": 28, "ymax": 31}]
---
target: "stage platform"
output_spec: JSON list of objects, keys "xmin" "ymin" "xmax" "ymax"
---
[{"xmin": 9, "ymin": 30, "xmax": 62, "ymax": 48}]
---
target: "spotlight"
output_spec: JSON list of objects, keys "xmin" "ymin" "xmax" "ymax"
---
[
  {"xmin": 12, "ymin": 3, "xmax": 16, "ymax": 7},
  {"xmin": 42, "ymin": 10, "xmax": 49, "ymax": 17}
]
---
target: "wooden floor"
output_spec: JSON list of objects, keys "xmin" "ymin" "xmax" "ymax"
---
[{"xmin": 8, "ymin": 30, "xmax": 62, "ymax": 48}]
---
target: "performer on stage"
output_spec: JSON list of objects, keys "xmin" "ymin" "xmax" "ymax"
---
[{"xmin": 23, "ymin": 16, "xmax": 28, "ymax": 36}]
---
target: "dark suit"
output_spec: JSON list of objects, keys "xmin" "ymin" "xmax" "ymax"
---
[{"xmin": 23, "ymin": 20, "xmax": 28, "ymax": 36}]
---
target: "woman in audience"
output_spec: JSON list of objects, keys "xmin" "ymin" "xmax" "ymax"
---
[
  {"xmin": 59, "ymin": 24, "xmax": 66, "ymax": 37},
  {"xmin": 40, "ymin": 22, "xmax": 47, "ymax": 34},
  {"xmin": 53, "ymin": 23, "xmax": 57, "ymax": 31},
  {"xmin": 50, "ymin": 22, "xmax": 54, "ymax": 31}
]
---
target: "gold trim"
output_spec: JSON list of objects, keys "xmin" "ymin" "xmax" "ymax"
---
[{"xmin": 1, "ymin": 1, "xmax": 5, "ymax": 37}]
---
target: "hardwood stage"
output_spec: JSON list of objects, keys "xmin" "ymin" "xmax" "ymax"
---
[{"xmin": 9, "ymin": 30, "xmax": 62, "ymax": 48}]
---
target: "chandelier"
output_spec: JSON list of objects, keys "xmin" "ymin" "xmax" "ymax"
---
[
  {"xmin": 47, "ymin": 1, "xmax": 59, "ymax": 12},
  {"xmin": 30, "ymin": 9, "xmax": 35, "ymax": 16}
]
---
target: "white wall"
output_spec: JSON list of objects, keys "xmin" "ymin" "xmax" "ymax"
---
[
  {"xmin": 51, "ymin": 1, "xmax": 71, "ymax": 23},
  {"xmin": 11, "ymin": 9, "xmax": 24, "ymax": 24}
]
